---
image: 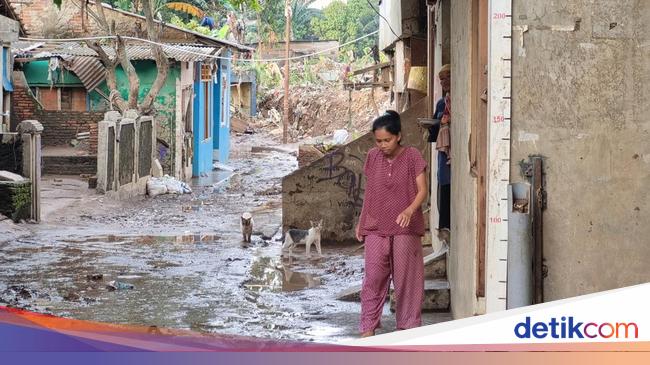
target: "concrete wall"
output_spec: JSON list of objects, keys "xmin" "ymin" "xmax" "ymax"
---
[
  {"xmin": 282, "ymin": 100, "xmax": 429, "ymax": 242},
  {"xmin": 97, "ymin": 112, "xmax": 155, "ymax": 198},
  {"xmin": 447, "ymin": 0, "xmax": 481, "ymax": 319},
  {"xmin": 510, "ymin": 0, "xmax": 650, "ymax": 301}
]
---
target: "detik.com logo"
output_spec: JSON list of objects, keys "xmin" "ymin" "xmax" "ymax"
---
[{"xmin": 514, "ymin": 316, "xmax": 639, "ymax": 339}]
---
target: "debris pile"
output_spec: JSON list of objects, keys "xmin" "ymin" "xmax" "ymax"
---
[
  {"xmin": 240, "ymin": 85, "xmax": 391, "ymax": 142},
  {"xmin": 147, "ymin": 175, "xmax": 192, "ymax": 197}
]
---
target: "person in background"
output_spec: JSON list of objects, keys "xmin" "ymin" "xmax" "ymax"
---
[
  {"xmin": 428, "ymin": 64, "xmax": 451, "ymax": 245},
  {"xmin": 355, "ymin": 110, "xmax": 428, "ymax": 337}
]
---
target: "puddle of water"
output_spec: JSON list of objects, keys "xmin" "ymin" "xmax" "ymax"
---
[
  {"xmin": 62, "ymin": 234, "xmax": 220, "ymax": 245},
  {"xmin": 192, "ymin": 170, "xmax": 234, "ymax": 188},
  {"xmin": 243, "ymin": 257, "xmax": 320, "ymax": 292}
]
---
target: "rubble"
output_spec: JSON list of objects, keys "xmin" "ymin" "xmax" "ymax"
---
[{"xmin": 250, "ymin": 85, "xmax": 391, "ymax": 142}]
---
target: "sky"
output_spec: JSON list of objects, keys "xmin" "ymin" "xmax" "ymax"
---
[{"xmin": 309, "ymin": 0, "xmax": 344, "ymax": 10}]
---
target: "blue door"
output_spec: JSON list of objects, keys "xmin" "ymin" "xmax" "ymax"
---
[
  {"xmin": 192, "ymin": 62, "xmax": 214, "ymax": 176},
  {"xmin": 213, "ymin": 51, "xmax": 231, "ymax": 164}
]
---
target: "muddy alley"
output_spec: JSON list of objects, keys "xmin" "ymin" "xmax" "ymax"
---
[{"xmin": 0, "ymin": 133, "xmax": 449, "ymax": 343}]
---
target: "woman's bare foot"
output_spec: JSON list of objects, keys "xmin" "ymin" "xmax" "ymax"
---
[{"xmin": 360, "ymin": 330, "xmax": 375, "ymax": 338}]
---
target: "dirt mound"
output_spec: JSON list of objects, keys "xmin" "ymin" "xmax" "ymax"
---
[{"xmin": 242, "ymin": 85, "xmax": 391, "ymax": 142}]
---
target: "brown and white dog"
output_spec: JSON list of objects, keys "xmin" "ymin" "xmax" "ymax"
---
[
  {"xmin": 240, "ymin": 212, "xmax": 254, "ymax": 243},
  {"xmin": 282, "ymin": 219, "xmax": 323, "ymax": 258}
]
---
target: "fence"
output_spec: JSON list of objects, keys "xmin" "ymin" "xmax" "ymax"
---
[
  {"xmin": 0, "ymin": 120, "xmax": 43, "ymax": 222},
  {"xmin": 96, "ymin": 111, "xmax": 156, "ymax": 199}
]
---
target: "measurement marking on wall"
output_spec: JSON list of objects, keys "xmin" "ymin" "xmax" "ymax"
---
[{"xmin": 486, "ymin": 0, "xmax": 512, "ymax": 313}]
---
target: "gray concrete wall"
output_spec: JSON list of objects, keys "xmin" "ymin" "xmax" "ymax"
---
[
  {"xmin": 510, "ymin": 0, "xmax": 650, "ymax": 301},
  {"xmin": 282, "ymin": 100, "xmax": 429, "ymax": 242},
  {"xmin": 448, "ymin": 0, "xmax": 481, "ymax": 319},
  {"xmin": 0, "ymin": 15, "xmax": 19, "ymax": 43}
]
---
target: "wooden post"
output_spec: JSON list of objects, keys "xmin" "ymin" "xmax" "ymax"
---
[
  {"xmin": 427, "ymin": 2, "xmax": 436, "ymax": 118},
  {"xmin": 532, "ymin": 156, "xmax": 544, "ymax": 304},
  {"xmin": 283, "ymin": 0, "xmax": 292, "ymax": 144}
]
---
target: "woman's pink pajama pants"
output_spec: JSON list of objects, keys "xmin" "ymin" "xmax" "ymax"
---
[{"xmin": 360, "ymin": 234, "xmax": 424, "ymax": 333}]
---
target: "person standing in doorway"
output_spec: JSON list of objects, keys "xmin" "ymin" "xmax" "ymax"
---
[
  {"xmin": 355, "ymin": 110, "xmax": 428, "ymax": 337},
  {"xmin": 428, "ymin": 64, "xmax": 451, "ymax": 245}
]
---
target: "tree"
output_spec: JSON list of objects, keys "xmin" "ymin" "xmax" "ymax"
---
[
  {"xmin": 253, "ymin": 0, "xmax": 319, "ymax": 42},
  {"xmin": 83, "ymin": 0, "xmax": 169, "ymax": 114},
  {"xmin": 310, "ymin": 0, "xmax": 378, "ymax": 57}
]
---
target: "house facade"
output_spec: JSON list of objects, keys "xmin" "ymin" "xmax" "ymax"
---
[
  {"xmin": 379, "ymin": 0, "xmax": 650, "ymax": 318},
  {"xmin": 8, "ymin": 0, "xmax": 252, "ymax": 179},
  {"xmin": 0, "ymin": 12, "xmax": 20, "ymax": 133}
]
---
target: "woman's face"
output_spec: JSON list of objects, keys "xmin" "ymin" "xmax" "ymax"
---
[
  {"xmin": 374, "ymin": 128, "xmax": 401, "ymax": 156},
  {"xmin": 439, "ymin": 71, "xmax": 451, "ymax": 93}
]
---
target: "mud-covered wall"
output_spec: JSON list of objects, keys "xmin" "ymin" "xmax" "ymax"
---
[
  {"xmin": 510, "ymin": 1, "xmax": 650, "ymax": 300},
  {"xmin": 282, "ymin": 100, "xmax": 429, "ymax": 242},
  {"xmin": 0, "ymin": 134, "xmax": 23, "ymax": 174}
]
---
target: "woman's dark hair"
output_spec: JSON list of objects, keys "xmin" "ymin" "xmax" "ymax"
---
[{"xmin": 372, "ymin": 110, "xmax": 401, "ymax": 136}]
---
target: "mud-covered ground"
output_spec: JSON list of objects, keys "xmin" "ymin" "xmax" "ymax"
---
[{"xmin": 0, "ymin": 133, "xmax": 450, "ymax": 343}]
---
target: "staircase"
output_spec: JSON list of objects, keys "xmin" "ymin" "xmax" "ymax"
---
[
  {"xmin": 336, "ymin": 243, "xmax": 451, "ymax": 313},
  {"xmin": 390, "ymin": 245, "xmax": 450, "ymax": 312},
  {"xmin": 42, "ymin": 155, "xmax": 97, "ymax": 175}
]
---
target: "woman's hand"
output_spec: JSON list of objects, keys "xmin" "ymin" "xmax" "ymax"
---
[
  {"xmin": 355, "ymin": 224, "xmax": 363, "ymax": 242},
  {"xmin": 396, "ymin": 208, "xmax": 414, "ymax": 228}
]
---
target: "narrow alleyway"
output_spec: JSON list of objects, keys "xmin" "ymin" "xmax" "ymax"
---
[{"xmin": 0, "ymin": 133, "xmax": 450, "ymax": 343}]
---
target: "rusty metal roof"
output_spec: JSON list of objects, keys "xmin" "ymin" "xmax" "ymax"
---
[{"xmin": 35, "ymin": 42, "xmax": 222, "ymax": 63}]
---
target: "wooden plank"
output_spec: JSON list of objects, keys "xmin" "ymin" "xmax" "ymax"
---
[
  {"xmin": 343, "ymin": 82, "xmax": 392, "ymax": 90},
  {"xmin": 532, "ymin": 157, "xmax": 544, "ymax": 304},
  {"xmin": 474, "ymin": 0, "xmax": 489, "ymax": 299},
  {"xmin": 350, "ymin": 61, "xmax": 393, "ymax": 76}
]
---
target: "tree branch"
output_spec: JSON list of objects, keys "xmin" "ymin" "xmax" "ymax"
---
[
  {"xmin": 138, "ymin": 0, "xmax": 169, "ymax": 114},
  {"xmin": 83, "ymin": 1, "xmax": 128, "ymax": 112},
  {"xmin": 115, "ymin": 35, "xmax": 140, "ymax": 110}
]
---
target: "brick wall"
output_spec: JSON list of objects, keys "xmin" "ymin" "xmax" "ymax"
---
[
  {"xmin": 11, "ymin": 84, "xmax": 101, "ymax": 155},
  {"xmin": 10, "ymin": 0, "xmax": 200, "ymax": 42}
]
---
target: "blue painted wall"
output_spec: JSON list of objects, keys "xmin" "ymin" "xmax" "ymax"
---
[
  {"xmin": 213, "ymin": 51, "xmax": 231, "ymax": 163},
  {"xmin": 192, "ymin": 62, "xmax": 214, "ymax": 176}
]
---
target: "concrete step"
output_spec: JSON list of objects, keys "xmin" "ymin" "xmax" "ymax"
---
[
  {"xmin": 424, "ymin": 247, "xmax": 447, "ymax": 280},
  {"xmin": 390, "ymin": 279, "xmax": 450, "ymax": 312},
  {"xmin": 336, "ymin": 249, "xmax": 449, "ymax": 302},
  {"xmin": 42, "ymin": 155, "xmax": 97, "ymax": 176}
]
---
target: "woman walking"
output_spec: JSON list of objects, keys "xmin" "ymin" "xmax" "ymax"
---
[{"xmin": 355, "ymin": 110, "xmax": 428, "ymax": 337}]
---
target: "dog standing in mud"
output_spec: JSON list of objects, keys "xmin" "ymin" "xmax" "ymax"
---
[
  {"xmin": 240, "ymin": 212, "xmax": 254, "ymax": 243},
  {"xmin": 282, "ymin": 220, "xmax": 323, "ymax": 258}
]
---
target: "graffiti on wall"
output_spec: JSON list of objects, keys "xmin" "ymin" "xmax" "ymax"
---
[{"xmin": 315, "ymin": 150, "xmax": 365, "ymax": 210}]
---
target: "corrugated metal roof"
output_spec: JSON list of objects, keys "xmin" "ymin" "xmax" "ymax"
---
[
  {"xmin": 30, "ymin": 42, "xmax": 221, "ymax": 63},
  {"xmin": 60, "ymin": 55, "xmax": 106, "ymax": 91}
]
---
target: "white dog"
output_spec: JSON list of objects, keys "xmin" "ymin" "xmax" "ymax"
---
[
  {"xmin": 282, "ymin": 220, "xmax": 323, "ymax": 258},
  {"xmin": 240, "ymin": 212, "xmax": 254, "ymax": 243}
]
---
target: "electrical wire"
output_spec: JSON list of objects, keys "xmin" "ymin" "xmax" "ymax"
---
[
  {"xmin": 365, "ymin": 0, "xmax": 400, "ymax": 39},
  {"xmin": 19, "ymin": 30, "xmax": 379, "ymax": 63}
]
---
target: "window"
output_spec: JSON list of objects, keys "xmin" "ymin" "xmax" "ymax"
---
[{"xmin": 37, "ymin": 87, "xmax": 87, "ymax": 111}]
